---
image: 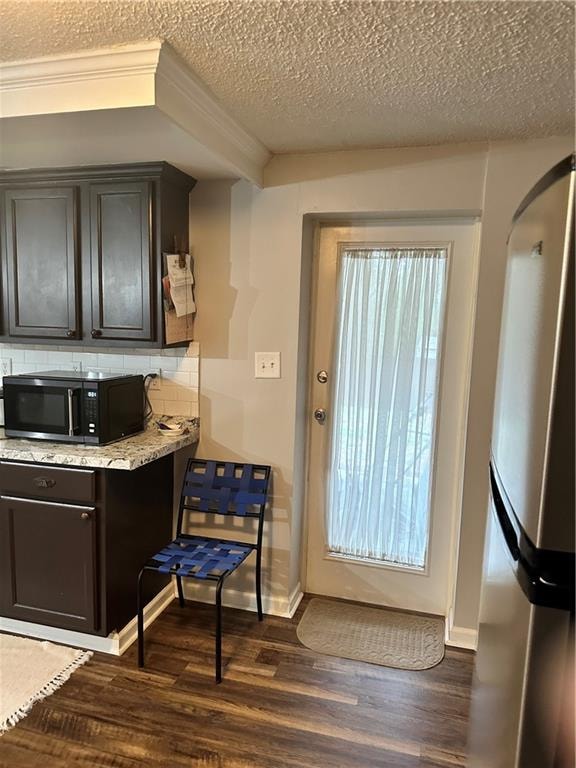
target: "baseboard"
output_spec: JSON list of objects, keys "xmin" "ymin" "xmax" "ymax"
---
[
  {"xmin": 445, "ymin": 618, "xmax": 478, "ymax": 651},
  {"xmin": 286, "ymin": 582, "xmax": 304, "ymax": 618},
  {"xmin": 0, "ymin": 581, "xmax": 304, "ymax": 657},
  {"xmin": 117, "ymin": 583, "xmax": 176, "ymax": 655},
  {"xmin": 0, "ymin": 583, "xmax": 175, "ymax": 656},
  {"xmin": 181, "ymin": 580, "xmax": 304, "ymax": 619}
]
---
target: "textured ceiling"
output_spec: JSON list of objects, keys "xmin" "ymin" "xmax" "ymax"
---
[{"xmin": 0, "ymin": 1, "xmax": 574, "ymax": 153}]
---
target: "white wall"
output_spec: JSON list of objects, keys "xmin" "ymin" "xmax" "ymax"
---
[
  {"xmin": 190, "ymin": 135, "xmax": 573, "ymax": 629},
  {"xmin": 190, "ymin": 142, "xmax": 488, "ymax": 615},
  {"xmin": 189, "ymin": 179, "xmax": 305, "ymax": 614}
]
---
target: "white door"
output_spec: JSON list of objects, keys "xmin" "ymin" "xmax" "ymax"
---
[{"xmin": 304, "ymin": 221, "xmax": 480, "ymax": 616}]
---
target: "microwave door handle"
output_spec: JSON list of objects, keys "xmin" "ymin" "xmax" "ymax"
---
[{"xmin": 67, "ymin": 388, "xmax": 76, "ymax": 436}]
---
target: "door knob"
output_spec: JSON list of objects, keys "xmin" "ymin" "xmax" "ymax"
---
[{"xmin": 314, "ymin": 408, "xmax": 327, "ymax": 424}]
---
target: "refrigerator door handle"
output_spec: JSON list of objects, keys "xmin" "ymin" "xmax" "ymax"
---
[{"xmin": 489, "ymin": 464, "xmax": 521, "ymax": 562}]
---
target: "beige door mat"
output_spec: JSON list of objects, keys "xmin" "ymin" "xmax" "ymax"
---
[{"xmin": 296, "ymin": 598, "xmax": 445, "ymax": 670}]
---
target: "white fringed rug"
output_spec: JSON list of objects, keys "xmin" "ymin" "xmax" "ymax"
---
[{"xmin": 0, "ymin": 634, "xmax": 92, "ymax": 733}]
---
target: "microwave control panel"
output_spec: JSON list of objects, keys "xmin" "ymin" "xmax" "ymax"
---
[{"xmin": 84, "ymin": 389, "xmax": 99, "ymax": 435}]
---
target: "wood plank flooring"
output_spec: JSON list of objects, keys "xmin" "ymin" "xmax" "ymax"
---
[{"xmin": 0, "ymin": 596, "xmax": 475, "ymax": 768}]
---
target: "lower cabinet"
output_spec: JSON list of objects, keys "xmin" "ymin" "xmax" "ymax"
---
[
  {"xmin": 0, "ymin": 456, "xmax": 173, "ymax": 636},
  {"xmin": 0, "ymin": 496, "xmax": 97, "ymax": 632}
]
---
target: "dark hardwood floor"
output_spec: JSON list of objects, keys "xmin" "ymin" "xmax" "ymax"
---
[{"xmin": 0, "ymin": 596, "xmax": 474, "ymax": 768}]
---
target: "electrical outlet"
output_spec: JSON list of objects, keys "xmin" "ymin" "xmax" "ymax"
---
[
  {"xmin": 254, "ymin": 352, "xmax": 281, "ymax": 379},
  {"xmin": 148, "ymin": 369, "xmax": 161, "ymax": 390},
  {"xmin": 0, "ymin": 358, "xmax": 12, "ymax": 377}
]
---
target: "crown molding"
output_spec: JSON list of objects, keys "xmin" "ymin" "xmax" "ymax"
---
[
  {"xmin": 0, "ymin": 41, "xmax": 269, "ymax": 185},
  {"xmin": 155, "ymin": 44, "xmax": 270, "ymax": 180},
  {"xmin": 0, "ymin": 41, "xmax": 162, "ymax": 91},
  {"xmin": 0, "ymin": 42, "xmax": 158, "ymax": 117}
]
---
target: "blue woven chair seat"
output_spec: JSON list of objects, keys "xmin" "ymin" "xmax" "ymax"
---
[{"xmin": 150, "ymin": 535, "xmax": 254, "ymax": 580}]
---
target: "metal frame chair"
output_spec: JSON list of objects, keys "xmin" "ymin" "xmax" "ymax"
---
[{"xmin": 137, "ymin": 459, "xmax": 271, "ymax": 682}]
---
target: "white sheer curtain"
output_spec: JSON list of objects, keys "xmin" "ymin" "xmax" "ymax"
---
[{"xmin": 326, "ymin": 247, "xmax": 448, "ymax": 569}]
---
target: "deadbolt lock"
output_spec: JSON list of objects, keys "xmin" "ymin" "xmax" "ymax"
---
[
  {"xmin": 314, "ymin": 408, "xmax": 327, "ymax": 424},
  {"xmin": 317, "ymin": 370, "xmax": 328, "ymax": 384}
]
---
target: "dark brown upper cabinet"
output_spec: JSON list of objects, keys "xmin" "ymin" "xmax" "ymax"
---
[
  {"xmin": 89, "ymin": 181, "xmax": 153, "ymax": 342},
  {"xmin": 0, "ymin": 163, "xmax": 196, "ymax": 348},
  {"xmin": 2, "ymin": 186, "xmax": 80, "ymax": 340}
]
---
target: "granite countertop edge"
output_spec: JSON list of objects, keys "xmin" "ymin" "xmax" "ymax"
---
[{"xmin": 0, "ymin": 417, "xmax": 200, "ymax": 471}]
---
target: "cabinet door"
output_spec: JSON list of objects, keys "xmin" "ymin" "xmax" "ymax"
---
[
  {"xmin": 3, "ymin": 187, "xmax": 80, "ymax": 339},
  {"xmin": 0, "ymin": 496, "xmax": 98, "ymax": 632},
  {"xmin": 89, "ymin": 181, "xmax": 154, "ymax": 341}
]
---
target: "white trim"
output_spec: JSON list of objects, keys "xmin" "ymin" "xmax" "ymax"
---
[
  {"xmin": 0, "ymin": 41, "xmax": 270, "ymax": 185},
  {"xmin": 181, "ymin": 580, "xmax": 304, "ymax": 619},
  {"xmin": 0, "ymin": 42, "xmax": 159, "ymax": 117},
  {"xmin": 0, "ymin": 41, "xmax": 161, "ymax": 90},
  {"xmin": 116, "ymin": 582, "xmax": 176, "ymax": 655},
  {"xmin": 286, "ymin": 582, "xmax": 304, "ymax": 618},
  {"xmin": 0, "ymin": 580, "xmax": 304, "ymax": 658},
  {"xmin": 155, "ymin": 44, "xmax": 270, "ymax": 183},
  {"xmin": 0, "ymin": 583, "xmax": 175, "ymax": 656},
  {"xmin": 444, "ymin": 220, "xmax": 483, "ymax": 620},
  {"xmin": 445, "ymin": 625, "xmax": 478, "ymax": 651},
  {"xmin": 445, "ymin": 605, "xmax": 478, "ymax": 650},
  {"xmin": 324, "ymin": 551, "xmax": 427, "ymax": 576}
]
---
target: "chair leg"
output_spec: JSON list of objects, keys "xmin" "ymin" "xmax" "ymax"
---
[
  {"xmin": 215, "ymin": 580, "xmax": 224, "ymax": 684},
  {"xmin": 137, "ymin": 568, "xmax": 146, "ymax": 668},
  {"xmin": 176, "ymin": 574, "xmax": 185, "ymax": 608},
  {"xmin": 256, "ymin": 550, "xmax": 263, "ymax": 621}
]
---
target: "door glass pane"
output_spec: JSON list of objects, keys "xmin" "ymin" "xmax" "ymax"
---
[{"xmin": 326, "ymin": 247, "xmax": 448, "ymax": 569}]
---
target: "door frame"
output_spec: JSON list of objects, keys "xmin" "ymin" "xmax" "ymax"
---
[{"xmin": 299, "ymin": 216, "xmax": 482, "ymax": 620}]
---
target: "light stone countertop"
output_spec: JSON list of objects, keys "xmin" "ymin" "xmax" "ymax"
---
[{"xmin": 0, "ymin": 417, "xmax": 199, "ymax": 471}]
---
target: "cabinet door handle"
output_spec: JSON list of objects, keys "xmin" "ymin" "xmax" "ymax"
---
[
  {"xmin": 66, "ymin": 330, "xmax": 76, "ymax": 338},
  {"xmin": 33, "ymin": 477, "xmax": 56, "ymax": 489},
  {"xmin": 91, "ymin": 329, "xmax": 102, "ymax": 338},
  {"xmin": 80, "ymin": 511, "xmax": 91, "ymax": 520}
]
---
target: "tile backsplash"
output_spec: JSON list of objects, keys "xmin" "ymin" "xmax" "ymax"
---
[{"xmin": 0, "ymin": 342, "xmax": 199, "ymax": 418}]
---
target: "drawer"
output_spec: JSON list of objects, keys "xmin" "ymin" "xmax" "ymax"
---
[{"xmin": 0, "ymin": 461, "xmax": 95, "ymax": 504}]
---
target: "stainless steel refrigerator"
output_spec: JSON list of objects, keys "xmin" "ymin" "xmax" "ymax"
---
[{"xmin": 468, "ymin": 156, "xmax": 575, "ymax": 768}]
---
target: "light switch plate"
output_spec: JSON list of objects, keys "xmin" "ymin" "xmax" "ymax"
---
[{"xmin": 255, "ymin": 352, "xmax": 281, "ymax": 379}]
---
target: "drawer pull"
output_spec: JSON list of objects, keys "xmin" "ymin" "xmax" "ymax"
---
[
  {"xmin": 33, "ymin": 477, "xmax": 56, "ymax": 489},
  {"xmin": 80, "ymin": 511, "xmax": 91, "ymax": 520}
]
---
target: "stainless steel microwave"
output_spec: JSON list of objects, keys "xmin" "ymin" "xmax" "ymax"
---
[{"xmin": 2, "ymin": 370, "xmax": 144, "ymax": 445}]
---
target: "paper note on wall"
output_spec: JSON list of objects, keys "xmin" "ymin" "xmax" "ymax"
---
[
  {"xmin": 166, "ymin": 253, "xmax": 194, "ymax": 288},
  {"xmin": 171, "ymin": 283, "xmax": 196, "ymax": 317},
  {"xmin": 164, "ymin": 253, "xmax": 196, "ymax": 317},
  {"xmin": 163, "ymin": 253, "xmax": 196, "ymax": 343}
]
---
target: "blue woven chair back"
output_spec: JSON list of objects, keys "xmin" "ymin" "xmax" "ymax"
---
[{"xmin": 180, "ymin": 460, "xmax": 270, "ymax": 519}]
